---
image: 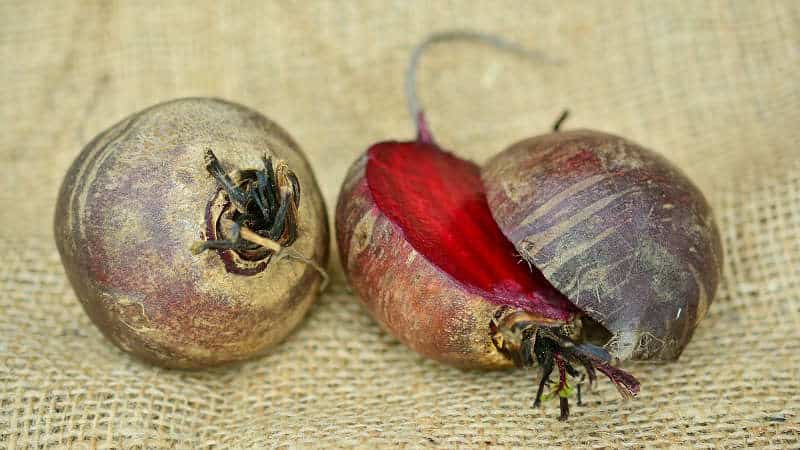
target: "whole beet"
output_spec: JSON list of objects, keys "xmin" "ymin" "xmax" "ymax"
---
[{"xmin": 55, "ymin": 98, "xmax": 329, "ymax": 368}]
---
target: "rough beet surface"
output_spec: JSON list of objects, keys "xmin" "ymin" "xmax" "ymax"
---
[
  {"xmin": 55, "ymin": 98, "xmax": 329, "ymax": 368},
  {"xmin": 483, "ymin": 130, "xmax": 723, "ymax": 361},
  {"xmin": 337, "ymin": 151, "xmax": 514, "ymax": 369}
]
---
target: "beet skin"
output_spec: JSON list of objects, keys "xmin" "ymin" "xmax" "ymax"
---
[
  {"xmin": 483, "ymin": 130, "xmax": 723, "ymax": 361},
  {"xmin": 55, "ymin": 98, "xmax": 329, "ymax": 368}
]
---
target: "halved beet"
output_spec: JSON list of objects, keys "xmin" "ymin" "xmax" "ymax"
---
[
  {"xmin": 334, "ymin": 31, "xmax": 724, "ymax": 420},
  {"xmin": 482, "ymin": 130, "xmax": 723, "ymax": 361},
  {"xmin": 336, "ymin": 129, "xmax": 642, "ymax": 420}
]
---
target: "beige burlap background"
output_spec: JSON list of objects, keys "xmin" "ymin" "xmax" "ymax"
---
[{"xmin": 1, "ymin": 1, "xmax": 799, "ymax": 448}]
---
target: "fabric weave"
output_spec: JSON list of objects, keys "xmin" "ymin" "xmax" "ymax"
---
[{"xmin": 1, "ymin": 1, "xmax": 798, "ymax": 447}]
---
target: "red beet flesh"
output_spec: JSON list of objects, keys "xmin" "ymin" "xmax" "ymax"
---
[{"xmin": 366, "ymin": 140, "xmax": 578, "ymax": 322}]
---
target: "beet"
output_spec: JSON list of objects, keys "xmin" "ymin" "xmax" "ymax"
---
[
  {"xmin": 338, "ymin": 124, "xmax": 643, "ymax": 420},
  {"xmin": 336, "ymin": 31, "xmax": 720, "ymax": 420},
  {"xmin": 483, "ymin": 129, "xmax": 723, "ymax": 361},
  {"xmin": 54, "ymin": 98, "xmax": 329, "ymax": 368}
]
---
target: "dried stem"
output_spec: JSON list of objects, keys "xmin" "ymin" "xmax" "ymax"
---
[
  {"xmin": 222, "ymin": 219, "xmax": 328, "ymax": 290},
  {"xmin": 493, "ymin": 312, "xmax": 640, "ymax": 420},
  {"xmin": 192, "ymin": 149, "xmax": 328, "ymax": 289},
  {"xmin": 223, "ymin": 219, "xmax": 282, "ymax": 253},
  {"xmin": 405, "ymin": 30, "xmax": 563, "ymax": 142}
]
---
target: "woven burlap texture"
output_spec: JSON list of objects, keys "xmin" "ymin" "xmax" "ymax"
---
[{"xmin": 1, "ymin": 1, "xmax": 798, "ymax": 448}]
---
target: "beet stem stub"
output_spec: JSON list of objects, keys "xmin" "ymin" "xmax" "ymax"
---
[
  {"xmin": 533, "ymin": 353, "xmax": 554, "ymax": 408},
  {"xmin": 494, "ymin": 311, "xmax": 640, "ymax": 420},
  {"xmin": 205, "ymin": 149, "xmax": 249, "ymax": 212},
  {"xmin": 552, "ymin": 109, "xmax": 570, "ymax": 132},
  {"xmin": 534, "ymin": 329, "xmax": 639, "ymax": 420},
  {"xmin": 192, "ymin": 149, "xmax": 330, "ymax": 286},
  {"xmin": 194, "ymin": 149, "xmax": 300, "ymax": 261}
]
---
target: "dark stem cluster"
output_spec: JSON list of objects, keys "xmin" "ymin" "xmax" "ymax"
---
[
  {"xmin": 194, "ymin": 149, "xmax": 300, "ymax": 256},
  {"xmin": 504, "ymin": 323, "xmax": 640, "ymax": 421}
]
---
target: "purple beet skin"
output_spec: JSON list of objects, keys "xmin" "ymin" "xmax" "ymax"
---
[{"xmin": 483, "ymin": 129, "xmax": 723, "ymax": 361}]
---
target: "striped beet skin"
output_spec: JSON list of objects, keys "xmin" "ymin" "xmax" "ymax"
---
[{"xmin": 483, "ymin": 130, "xmax": 723, "ymax": 361}]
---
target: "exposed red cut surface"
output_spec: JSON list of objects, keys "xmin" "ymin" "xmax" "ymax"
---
[{"xmin": 366, "ymin": 140, "xmax": 578, "ymax": 322}]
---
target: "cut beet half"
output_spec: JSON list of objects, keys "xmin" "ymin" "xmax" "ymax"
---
[{"xmin": 365, "ymin": 139, "xmax": 579, "ymax": 323}]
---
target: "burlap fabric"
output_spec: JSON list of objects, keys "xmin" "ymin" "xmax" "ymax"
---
[{"xmin": 1, "ymin": 1, "xmax": 798, "ymax": 447}]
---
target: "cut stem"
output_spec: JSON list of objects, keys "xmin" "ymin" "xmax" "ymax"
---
[
  {"xmin": 554, "ymin": 353, "xmax": 570, "ymax": 421},
  {"xmin": 197, "ymin": 219, "xmax": 329, "ymax": 291},
  {"xmin": 192, "ymin": 149, "xmax": 327, "ymax": 286},
  {"xmin": 224, "ymin": 219, "xmax": 282, "ymax": 253},
  {"xmin": 223, "ymin": 219, "xmax": 329, "ymax": 289}
]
